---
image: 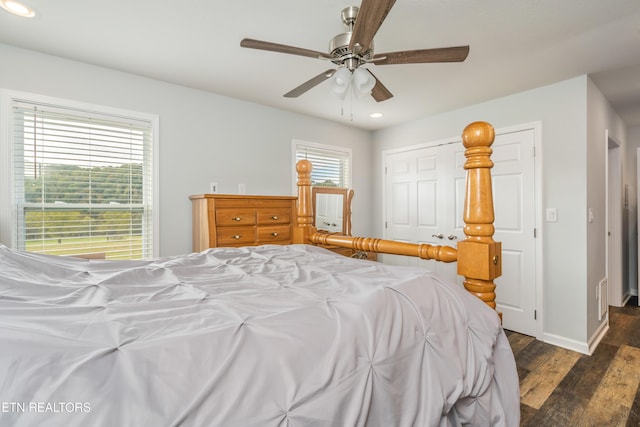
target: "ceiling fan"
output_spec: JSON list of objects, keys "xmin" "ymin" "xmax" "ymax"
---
[{"xmin": 240, "ymin": 0, "xmax": 469, "ymax": 102}]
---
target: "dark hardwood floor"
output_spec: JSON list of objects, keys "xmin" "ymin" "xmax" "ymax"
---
[{"xmin": 506, "ymin": 297, "xmax": 640, "ymax": 426}]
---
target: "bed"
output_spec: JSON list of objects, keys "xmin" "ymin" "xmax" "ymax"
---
[{"xmin": 0, "ymin": 121, "xmax": 520, "ymax": 426}]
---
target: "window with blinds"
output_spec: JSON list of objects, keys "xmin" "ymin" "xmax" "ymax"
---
[
  {"xmin": 6, "ymin": 96, "xmax": 157, "ymax": 260},
  {"xmin": 294, "ymin": 142, "xmax": 351, "ymax": 188}
]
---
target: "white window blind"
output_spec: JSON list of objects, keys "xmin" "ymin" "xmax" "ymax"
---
[
  {"xmin": 295, "ymin": 143, "xmax": 351, "ymax": 188},
  {"xmin": 10, "ymin": 99, "xmax": 155, "ymax": 260}
]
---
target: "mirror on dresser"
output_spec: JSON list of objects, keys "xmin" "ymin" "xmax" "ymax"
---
[{"xmin": 311, "ymin": 187, "xmax": 354, "ymax": 236}]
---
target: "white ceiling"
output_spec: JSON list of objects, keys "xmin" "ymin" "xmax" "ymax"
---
[{"xmin": 1, "ymin": 0, "xmax": 639, "ymax": 130}]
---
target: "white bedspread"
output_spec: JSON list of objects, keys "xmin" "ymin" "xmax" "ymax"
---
[{"xmin": 0, "ymin": 244, "xmax": 519, "ymax": 427}]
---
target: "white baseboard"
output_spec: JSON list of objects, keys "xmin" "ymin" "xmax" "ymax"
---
[
  {"xmin": 541, "ymin": 319, "xmax": 609, "ymax": 355},
  {"xmin": 542, "ymin": 333, "xmax": 590, "ymax": 355},
  {"xmin": 587, "ymin": 320, "xmax": 610, "ymax": 355}
]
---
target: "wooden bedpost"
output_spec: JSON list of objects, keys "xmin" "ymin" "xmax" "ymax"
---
[
  {"xmin": 456, "ymin": 122, "xmax": 502, "ymax": 313},
  {"xmin": 293, "ymin": 159, "xmax": 316, "ymax": 243}
]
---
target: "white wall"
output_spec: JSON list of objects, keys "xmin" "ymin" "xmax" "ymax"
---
[
  {"xmin": 586, "ymin": 79, "xmax": 627, "ymax": 339},
  {"xmin": 0, "ymin": 43, "xmax": 373, "ymax": 256},
  {"xmin": 625, "ymin": 124, "xmax": 640, "ymax": 297},
  {"xmin": 372, "ymin": 76, "xmax": 592, "ymax": 346}
]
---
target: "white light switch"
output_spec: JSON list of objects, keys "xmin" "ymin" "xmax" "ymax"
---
[{"xmin": 546, "ymin": 208, "xmax": 557, "ymax": 222}]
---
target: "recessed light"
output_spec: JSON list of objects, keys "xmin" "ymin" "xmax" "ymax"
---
[
  {"xmin": 0, "ymin": 0, "xmax": 36, "ymax": 17},
  {"xmin": 369, "ymin": 112, "xmax": 383, "ymax": 119}
]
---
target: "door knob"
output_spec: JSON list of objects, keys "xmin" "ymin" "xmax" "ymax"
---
[
  {"xmin": 432, "ymin": 233, "xmax": 444, "ymax": 239},
  {"xmin": 447, "ymin": 234, "xmax": 458, "ymax": 240}
]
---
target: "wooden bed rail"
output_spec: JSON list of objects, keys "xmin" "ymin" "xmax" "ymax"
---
[
  {"xmin": 308, "ymin": 233, "xmax": 458, "ymax": 263},
  {"xmin": 293, "ymin": 121, "xmax": 501, "ymax": 311}
]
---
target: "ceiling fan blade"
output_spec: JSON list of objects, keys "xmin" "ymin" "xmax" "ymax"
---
[
  {"xmin": 373, "ymin": 46, "xmax": 470, "ymax": 65},
  {"xmin": 349, "ymin": 0, "xmax": 397, "ymax": 54},
  {"xmin": 367, "ymin": 70, "xmax": 393, "ymax": 102},
  {"xmin": 241, "ymin": 38, "xmax": 333, "ymax": 60},
  {"xmin": 284, "ymin": 69, "xmax": 337, "ymax": 98}
]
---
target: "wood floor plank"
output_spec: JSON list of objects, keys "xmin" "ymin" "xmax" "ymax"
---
[
  {"xmin": 576, "ymin": 345, "xmax": 640, "ymax": 426},
  {"xmin": 522, "ymin": 387, "xmax": 589, "ymax": 427},
  {"xmin": 519, "ymin": 346, "xmax": 581, "ymax": 409},
  {"xmin": 558, "ymin": 343, "xmax": 618, "ymax": 400},
  {"xmin": 519, "ymin": 344, "xmax": 617, "ymax": 426},
  {"xmin": 513, "ymin": 338, "xmax": 558, "ymax": 371},
  {"xmin": 627, "ymin": 383, "xmax": 640, "ymax": 427},
  {"xmin": 519, "ymin": 402, "xmax": 538, "ymax": 426},
  {"xmin": 505, "ymin": 330, "xmax": 534, "ymax": 356},
  {"xmin": 603, "ymin": 313, "xmax": 640, "ymax": 348}
]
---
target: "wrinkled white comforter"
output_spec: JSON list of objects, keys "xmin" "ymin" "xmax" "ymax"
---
[{"xmin": 0, "ymin": 244, "xmax": 519, "ymax": 427}]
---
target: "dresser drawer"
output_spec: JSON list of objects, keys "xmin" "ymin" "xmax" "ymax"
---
[
  {"xmin": 215, "ymin": 209, "xmax": 256, "ymax": 226},
  {"xmin": 216, "ymin": 226, "xmax": 257, "ymax": 246},
  {"xmin": 190, "ymin": 194, "xmax": 297, "ymax": 251},
  {"xmin": 257, "ymin": 209, "xmax": 292, "ymax": 225},
  {"xmin": 257, "ymin": 226, "xmax": 291, "ymax": 243}
]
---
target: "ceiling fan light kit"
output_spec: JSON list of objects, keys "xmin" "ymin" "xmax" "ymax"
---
[
  {"xmin": 240, "ymin": 0, "xmax": 469, "ymax": 104},
  {"xmin": 330, "ymin": 67, "xmax": 376, "ymax": 100},
  {"xmin": 331, "ymin": 67, "xmax": 353, "ymax": 99},
  {"xmin": 352, "ymin": 68, "xmax": 376, "ymax": 95}
]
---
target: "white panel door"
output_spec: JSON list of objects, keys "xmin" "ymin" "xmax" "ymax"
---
[
  {"xmin": 315, "ymin": 193, "xmax": 343, "ymax": 233},
  {"xmin": 490, "ymin": 130, "xmax": 536, "ymax": 336},
  {"xmin": 415, "ymin": 144, "xmax": 460, "ymax": 279},
  {"xmin": 384, "ymin": 145, "xmax": 456, "ymax": 278},
  {"xmin": 384, "ymin": 128, "xmax": 536, "ymax": 336}
]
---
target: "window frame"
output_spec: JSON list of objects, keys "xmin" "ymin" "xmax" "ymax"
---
[
  {"xmin": 291, "ymin": 139, "xmax": 352, "ymax": 194},
  {"xmin": 0, "ymin": 89, "xmax": 160, "ymax": 258}
]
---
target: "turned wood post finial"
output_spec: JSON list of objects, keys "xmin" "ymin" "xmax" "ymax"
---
[
  {"xmin": 295, "ymin": 159, "xmax": 314, "ymax": 229},
  {"xmin": 461, "ymin": 121, "xmax": 496, "ymax": 241},
  {"xmin": 458, "ymin": 121, "xmax": 502, "ymax": 313}
]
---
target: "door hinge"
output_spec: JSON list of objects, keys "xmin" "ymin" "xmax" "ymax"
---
[
  {"xmin": 384, "ymin": 166, "xmax": 388, "ymax": 175},
  {"xmin": 534, "ymin": 228, "xmax": 537, "ymax": 238},
  {"xmin": 534, "ymin": 309, "xmax": 537, "ymax": 320},
  {"xmin": 385, "ymin": 221, "xmax": 388, "ymax": 229},
  {"xmin": 532, "ymin": 146, "xmax": 536, "ymax": 158}
]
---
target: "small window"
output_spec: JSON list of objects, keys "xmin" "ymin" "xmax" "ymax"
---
[
  {"xmin": 293, "ymin": 140, "xmax": 351, "ymax": 188},
  {"xmin": 1, "ymin": 91, "xmax": 158, "ymax": 259}
]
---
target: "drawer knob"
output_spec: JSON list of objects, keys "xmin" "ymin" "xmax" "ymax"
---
[
  {"xmin": 232, "ymin": 217, "xmax": 242, "ymax": 221},
  {"xmin": 271, "ymin": 232, "xmax": 279, "ymax": 237},
  {"xmin": 233, "ymin": 235, "xmax": 242, "ymax": 240},
  {"xmin": 271, "ymin": 215, "xmax": 279, "ymax": 220}
]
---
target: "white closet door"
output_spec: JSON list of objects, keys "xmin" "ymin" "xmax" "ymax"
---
[
  {"xmin": 383, "ymin": 128, "xmax": 536, "ymax": 336},
  {"xmin": 490, "ymin": 129, "xmax": 537, "ymax": 336},
  {"xmin": 315, "ymin": 193, "xmax": 343, "ymax": 233},
  {"xmin": 384, "ymin": 144, "xmax": 456, "ymax": 279}
]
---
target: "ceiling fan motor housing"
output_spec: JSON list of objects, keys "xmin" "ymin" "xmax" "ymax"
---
[
  {"xmin": 330, "ymin": 6, "xmax": 373, "ymax": 70},
  {"xmin": 329, "ymin": 32, "xmax": 374, "ymax": 69}
]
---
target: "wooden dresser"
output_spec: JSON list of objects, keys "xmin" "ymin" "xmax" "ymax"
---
[{"xmin": 190, "ymin": 194, "xmax": 297, "ymax": 251}]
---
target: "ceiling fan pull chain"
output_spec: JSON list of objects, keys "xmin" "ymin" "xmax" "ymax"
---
[{"xmin": 350, "ymin": 90, "xmax": 354, "ymax": 122}]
